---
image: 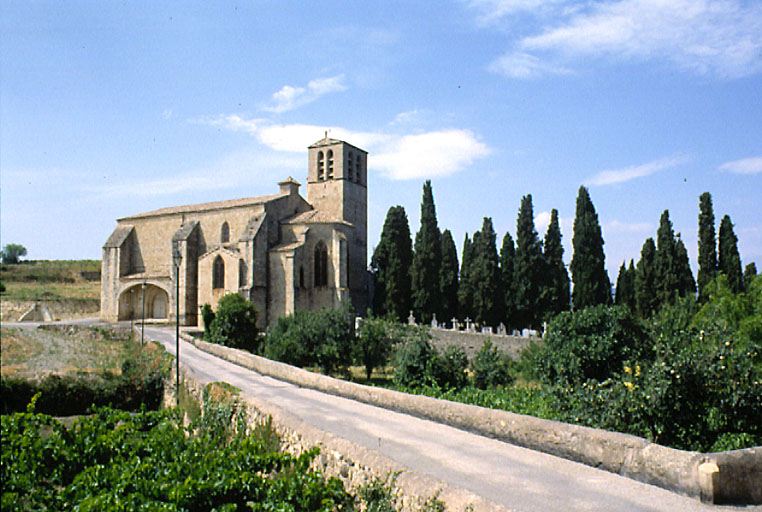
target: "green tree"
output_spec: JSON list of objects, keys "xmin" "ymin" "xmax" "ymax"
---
[
  {"xmin": 674, "ymin": 236, "xmax": 696, "ymax": 298},
  {"xmin": 533, "ymin": 305, "xmax": 648, "ymax": 386},
  {"xmin": 635, "ymin": 238, "xmax": 658, "ymax": 318},
  {"xmin": 458, "ymin": 233, "xmax": 475, "ymax": 321},
  {"xmin": 411, "ymin": 180, "xmax": 442, "ymax": 324},
  {"xmin": 719, "ymin": 214, "xmax": 744, "ymax": 293},
  {"xmin": 208, "ymin": 294, "xmax": 260, "ymax": 352},
  {"xmin": 470, "ymin": 217, "xmax": 503, "ymax": 327},
  {"xmin": 541, "ymin": 209, "xmax": 570, "ymax": 319},
  {"xmin": 697, "ymin": 192, "xmax": 718, "ymax": 301},
  {"xmin": 355, "ymin": 315, "xmax": 404, "ymax": 380},
  {"xmin": 371, "ymin": 206, "xmax": 413, "ymax": 322},
  {"xmin": 513, "ymin": 195, "xmax": 544, "ymax": 329},
  {"xmin": 744, "ymin": 262, "xmax": 758, "ymax": 290},
  {"xmin": 500, "ymin": 232, "xmax": 516, "ymax": 327},
  {"xmin": 615, "ymin": 261, "xmax": 636, "ymax": 311},
  {"xmin": 471, "ymin": 339, "xmax": 514, "ymax": 389},
  {"xmin": 1, "ymin": 243, "xmax": 27, "ymax": 264},
  {"xmin": 654, "ymin": 210, "xmax": 681, "ymax": 306},
  {"xmin": 570, "ymin": 186, "xmax": 611, "ymax": 309},
  {"xmin": 440, "ymin": 229, "xmax": 459, "ymax": 326}
]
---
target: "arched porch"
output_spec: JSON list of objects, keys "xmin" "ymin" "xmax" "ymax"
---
[{"xmin": 118, "ymin": 283, "xmax": 170, "ymax": 321}]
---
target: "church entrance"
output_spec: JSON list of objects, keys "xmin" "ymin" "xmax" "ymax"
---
[{"xmin": 118, "ymin": 284, "xmax": 169, "ymax": 321}]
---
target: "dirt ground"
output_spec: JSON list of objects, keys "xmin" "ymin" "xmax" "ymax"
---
[{"xmin": 0, "ymin": 325, "xmax": 132, "ymax": 380}]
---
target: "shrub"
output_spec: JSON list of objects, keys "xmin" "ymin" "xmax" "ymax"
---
[
  {"xmin": 533, "ymin": 305, "xmax": 649, "ymax": 386},
  {"xmin": 207, "ymin": 294, "xmax": 259, "ymax": 352},
  {"xmin": 355, "ymin": 315, "xmax": 404, "ymax": 380},
  {"xmin": 264, "ymin": 304, "xmax": 355, "ymax": 374},
  {"xmin": 200, "ymin": 303, "xmax": 215, "ymax": 339},
  {"xmin": 471, "ymin": 339, "xmax": 514, "ymax": 389},
  {"xmin": 393, "ymin": 327, "xmax": 468, "ymax": 390}
]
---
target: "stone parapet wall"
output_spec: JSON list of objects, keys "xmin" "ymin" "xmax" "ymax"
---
[
  {"xmin": 184, "ymin": 333, "xmax": 762, "ymax": 505},
  {"xmin": 167, "ymin": 336, "xmax": 509, "ymax": 512}
]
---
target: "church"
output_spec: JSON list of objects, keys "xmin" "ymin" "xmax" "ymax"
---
[{"xmin": 101, "ymin": 136, "xmax": 369, "ymax": 328}]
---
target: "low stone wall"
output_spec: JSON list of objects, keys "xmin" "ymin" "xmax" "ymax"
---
[
  {"xmin": 429, "ymin": 328, "xmax": 535, "ymax": 360},
  {"xmin": 185, "ymin": 333, "xmax": 762, "ymax": 505},
  {"xmin": 1, "ymin": 299, "xmax": 100, "ymax": 323},
  {"xmin": 167, "ymin": 341, "xmax": 510, "ymax": 512}
]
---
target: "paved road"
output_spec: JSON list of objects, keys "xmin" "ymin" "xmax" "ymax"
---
[{"xmin": 138, "ymin": 326, "xmax": 752, "ymax": 512}]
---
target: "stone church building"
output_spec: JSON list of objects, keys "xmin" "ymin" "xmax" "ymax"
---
[{"xmin": 101, "ymin": 137, "xmax": 368, "ymax": 328}]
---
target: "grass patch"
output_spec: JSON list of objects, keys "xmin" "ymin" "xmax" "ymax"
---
[{"xmin": 0, "ymin": 260, "xmax": 100, "ymax": 302}]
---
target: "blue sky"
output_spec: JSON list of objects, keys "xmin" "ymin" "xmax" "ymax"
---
[{"xmin": 2, "ymin": 0, "xmax": 761, "ymax": 281}]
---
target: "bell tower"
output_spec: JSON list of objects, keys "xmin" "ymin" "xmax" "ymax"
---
[
  {"xmin": 306, "ymin": 134, "xmax": 368, "ymax": 307},
  {"xmin": 306, "ymin": 135, "xmax": 367, "ymax": 232}
]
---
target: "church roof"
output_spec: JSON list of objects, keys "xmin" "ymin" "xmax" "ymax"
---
[
  {"xmin": 103, "ymin": 225, "xmax": 134, "ymax": 248},
  {"xmin": 284, "ymin": 209, "xmax": 353, "ymax": 226},
  {"xmin": 119, "ymin": 192, "xmax": 283, "ymax": 221}
]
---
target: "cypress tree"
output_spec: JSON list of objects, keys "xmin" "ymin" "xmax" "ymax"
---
[
  {"xmin": 615, "ymin": 260, "xmax": 638, "ymax": 311},
  {"xmin": 411, "ymin": 180, "xmax": 442, "ymax": 324},
  {"xmin": 615, "ymin": 262, "xmax": 631, "ymax": 309},
  {"xmin": 697, "ymin": 192, "xmax": 718, "ymax": 300},
  {"xmin": 471, "ymin": 217, "xmax": 503, "ymax": 327},
  {"xmin": 655, "ymin": 210, "xmax": 680, "ymax": 306},
  {"xmin": 513, "ymin": 195, "xmax": 543, "ymax": 329},
  {"xmin": 500, "ymin": 232, "xmax": 516, "ymax": 328},
  {"xmin": 635, "ymin": 238, "xmax": 658, "ymax": 318},
  {"xmin": 370, "ymin": 206, "xmax": 413, "ymax": 322},
  {"xmin": 719, "ymin": 214, "xmax": 743, "ymax": 293},
  {"xmin": 458, "ymin": 233, "xmax": 474, "ymax": 321},
  {"xmin": 570, "ymin": 186, "xmax": 611, "ymax": 309},
  {"xmin": 744, "ymin": 262, "xmax": 757, "ymax": 290},
  {"xmin": 626, "ymin": 260, "xmax": 637, "ymax": 311},
  {"xmin": 440, "ymin": 229, "xmax": 459, "ymax": 327},
  {"xmin": 674, "ymin": 236, "xmax": 696, "ymax": 298},
  {"xmin": 541, "ymin": 209, "xmax": 570, "ymax": 319}
]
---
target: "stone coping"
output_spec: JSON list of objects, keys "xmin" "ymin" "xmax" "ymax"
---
[
  {"xmin": 183, "ymin": 333, "xmax": 762, "ymax": 505},
  {"xmin": 173, "ymin": 338, "xmax": 510, "ymax": 512}
]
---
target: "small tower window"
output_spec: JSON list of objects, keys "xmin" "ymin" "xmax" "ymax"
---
[
  {"xmin": 317, "ymin": 151, "xmax": 324, "ymax": 181},
  {"xmin": 213, "ymin": 256, "xmax": 225, "ymax": 290},
  {"xmin": 347, "ymin": 152, "xmax": 354, "ymax": 181},
  {"xmin": 221, "ymin": 222, "xmax": 230, "ymax": 244},
  {"xmin": 355, "ymin": 157, "xmax": 362, "ymax": 184},
  {"xmin": 327, "ymin": 150, "xmax": 334, "ymax": 179},
  {"xmin": 314, "ymin": 242, "xmax": 328, "ymax": 287}
]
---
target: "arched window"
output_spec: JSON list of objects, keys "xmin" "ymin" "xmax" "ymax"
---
[
  {"xmin": 327, "ymin": 150, "xmax": 334, "ymax": 179},
  {"xmin": 355, "ymin": 157, "xmax": 361, "ymax": 184},
  {"xmin": 239, "ymin": 259, "xmax": 247, "ymax": 288},
  {"xmin": 213, "ymin": 256, "xmax": 225, "ymax": 290},
  {"xmin": 314, "ymin": 242, "xmax": 328, "ymax": 287},
  {"xmin": 317, "ymin": 151, "xmax": 324, "ymax": 180},
  {"xmin": 347, "ymin": 152, "xmax": 354, "ymax": 181},
  {"xmin": 221, "ymin": 222, "xmax": 230, "ymax": 244}
]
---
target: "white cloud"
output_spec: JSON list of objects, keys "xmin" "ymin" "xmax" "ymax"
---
[
  {"xmin": 198, "ymin": 116, "xmax": 491, "ymax": 180},
  {"xmin": 372, "ymin": 130, "xmax": 491, "ymax": 180},
  {"xmin": 263, "ymin": 75, "xmax": 347, "ymax": 113},
  {"xmin": 484, "ymin": 0, "xmax": 762, "ymax": 78},
  {"xmin": 718, "ymin": 156, "xmax": 762, "ymax": 174},
  {"xmin": 489, "ymin": 51, "xmax": 572, "ymax": 78},
  {"xmin": 585, "ymin": 155, "xmax": 689, "ymax": 186}
]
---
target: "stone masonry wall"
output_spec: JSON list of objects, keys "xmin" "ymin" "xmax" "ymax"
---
[{"xmin": 166, "ymin": 351, "xmax": 510, "ymax": 512}]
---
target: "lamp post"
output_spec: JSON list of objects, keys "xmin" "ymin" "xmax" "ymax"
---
[
  {"xmin": 172, "ymin": 245, "xmax": 183, "ymax": 407},
  {"xmin": 141, "ymin": 280, "xmax": 146, "ymax": 347}
]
